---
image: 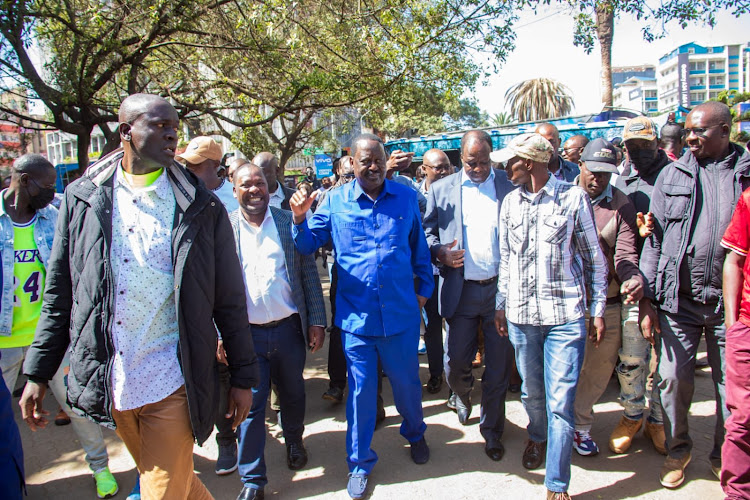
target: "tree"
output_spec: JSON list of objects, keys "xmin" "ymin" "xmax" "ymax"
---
[
  {"xmin": 713, "ymin": 90, "xmax": 750, "ymax": 144},
  {"xmin": 0, "ymin": 0, "xmax": 252, "ymax": 168},
  {"xmin": 504, "ymin": 78, "xmax": 574, "ymax": 122},
  {"xmin": 491, "ymin": 111, "xmax": 514, "ymax": 126},
  {"xmin": 140, "ymin": 0, "xmax": 519, "ymax": 153},
  {"xmin": 519, "ymin": 0, "xmax": 750, "ymax": 108}
]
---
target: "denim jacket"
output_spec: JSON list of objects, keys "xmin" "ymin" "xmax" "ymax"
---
[{"xmin": 0, "ymin": 192, "xmax": 58, "ymax": 337}]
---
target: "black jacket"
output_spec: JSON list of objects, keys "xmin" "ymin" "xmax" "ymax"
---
[
  {"xmin": 23, "ymin": 150, "xmax": 258, "ymax": 445},
  {"xmin": 640, "ymin": 144, "xmax": 750, "ymax": 313}
]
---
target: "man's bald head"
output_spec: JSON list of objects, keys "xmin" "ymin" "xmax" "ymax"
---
[
  {"xmin": 685, "ymin": 101, "xmax": 732, "ymax": 161},
  {"xmin": 460, "ymin": 130, "xmax": 492, "ymax": 154},
  {"xmin": 423, "ymin": 148, "xmax": 449, "ymax": 165},
  {"xmin": 690, "ymin": 101, "xmax": 732, "ymax": 126},
  {"xmin": 422, "ymin": 148, "xmax": 452, "ymax": 185},
  {"xmin": 252, "ymin": 152, "xmax": 279, "ymax": 191},
  {"xmin": 118, "ymin": 93, "xmax": 173, "ymax": 125},
  {"xmin": 12, "ymin": 153, "xmax": 55, "ymax": 177},
  {"xmin": 535, "ymin": 123, "xmax": 561, "ymax": 161},
  {"xmin": 232, "ymin": 162, "xmax": 264, "ymax": 186}
]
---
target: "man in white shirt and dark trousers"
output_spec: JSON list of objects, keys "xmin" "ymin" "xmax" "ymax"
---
[
  {"xmin": 230, "ymin": 163, "xmax": 326, "ymax": 500},
  {"xmin": 494, "ymin": 133, "xmax": 608, "ymax": 500},
  {"xmin": 424, "ymin": 131, "xmax": 515, "ymax": 461}
]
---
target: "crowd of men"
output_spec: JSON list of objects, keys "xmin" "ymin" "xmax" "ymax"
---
[{"xmin": 0, "ymin": 93, "xmax": 749, "ymax": 500}]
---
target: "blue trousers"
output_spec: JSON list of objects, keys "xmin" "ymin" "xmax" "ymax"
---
[
  {"xmin": 238, "ymin": 315, "xmax": 307, "ymax": 489},
  {"xmin": 508, "ymin": 318, "xmax": 586, "ymax": 493},
  {"xmin": 344, "ymin": 329, "xmax": 426, "ymax": 474},
  {"xmin": 0, "ymin": 352, "xmax": 23, "ymax": 500}
]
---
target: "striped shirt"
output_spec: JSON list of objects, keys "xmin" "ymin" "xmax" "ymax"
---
[{"xmin": 496, "ymin": 174, "xmax": 608, "ymax": 326}]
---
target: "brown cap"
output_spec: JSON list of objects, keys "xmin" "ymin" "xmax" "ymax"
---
[
  {"xmin": 176, "ymin": 136, "xmax": 222, "ymax": 164},
  {"xmin": 622, "ymin": 117, "xmax": 658, "ymax": 142}
]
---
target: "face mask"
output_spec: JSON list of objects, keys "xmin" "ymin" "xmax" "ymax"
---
[
  {"xmin": 28, "ymin": 183, "xmax": 56, "ymax": 210},
  {"xmin": 629, "ymin": 149, "xmax": 658, "ymax": 174}
]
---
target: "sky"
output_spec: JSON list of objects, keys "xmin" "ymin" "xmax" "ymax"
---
[{"xmin": 473, "ymin": 7, "xmax": 750, "ymax": 118}]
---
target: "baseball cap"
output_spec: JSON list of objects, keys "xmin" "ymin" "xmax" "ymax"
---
[
  {"xmin": 489, "ymin": 133, "xmax": 553, "ymax": 164},
  {"xmin": 622, "ymin": 117, "xmax": 658, "ymax": 142},
  {"xmin": 176, "ymin": 136, "xmax": 223, "ymax": 164},
  {"xmin": 580, "ymin": 138, "xmax": 619, "ymax": 174}
]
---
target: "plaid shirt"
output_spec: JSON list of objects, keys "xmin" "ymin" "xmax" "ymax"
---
[{"xmin": 496, "ymin": 175, "xmax": 607, "ymax": 326}]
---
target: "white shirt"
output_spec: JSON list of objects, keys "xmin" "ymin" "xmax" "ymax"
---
[
  {"xmin": 268, "ymin": 181, "xmax": 286, "ymax": 209},
  {"xmin": 461, "ymin": 169, "xmax": 500, "ymax": 280},
  {"xmin": 110, "ymin": 166, "xmax": 184, "ymax": 411},
  {"xmin": 238, "ymin": 207, "xmax": 298, "ymax": 324},
  {"xmin": 213, "ymin": 178, "xmax": 239, "ymax": 212}
]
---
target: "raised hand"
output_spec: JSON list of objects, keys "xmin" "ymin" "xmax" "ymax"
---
[{"xmin": 290, "ymin": 188, "xmax": 318, "ymax": 224}]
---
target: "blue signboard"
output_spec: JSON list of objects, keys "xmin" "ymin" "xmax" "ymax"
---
[{"xmin": 314, "ymin": 154, "xmax": 333, "ymax": 178}]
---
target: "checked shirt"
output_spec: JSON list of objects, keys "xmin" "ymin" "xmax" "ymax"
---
[{"xmin": 496, "ymin": 174, "xmax": 607, "ymax": 326}]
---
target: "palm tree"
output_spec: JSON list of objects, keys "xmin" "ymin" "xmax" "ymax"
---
[
  {"xmin": 595, "ymin": 2, "xmax": 615, "ymax": 108},
  {"xmin": 504, "ymin": 78, "xmax": 574, "ymax": 122},
  {"xmin": 491, "ymin": 111, "xmax": 514, "ymax": 127}
]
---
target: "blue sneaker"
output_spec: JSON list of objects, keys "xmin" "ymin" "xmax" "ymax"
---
[
  {"xmin": 418, "ymin": 338, "xmax": 427, "ymax": 355},
  {"xmin": 347, "ymin": 473, "xmax": 368, "ymax": 499},
  {"xmin": 126, "ymin": 475, "xmax": 140, "ymax": 500},
  {"xmin": 573, "ymin": 430, "xmax": 599, "ymax": 456}
]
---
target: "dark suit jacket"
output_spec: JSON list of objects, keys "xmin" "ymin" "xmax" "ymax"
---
[
  {"xmin": 229, "ymin": 207, "xmax": 326, "ymax": 338},
  {"xmin": 423, "ymin": 168, "xmax": 514, "ymax": 319},
  {"xmin": 280, "ymin": 185, "xmax": 296, "ymax": 210}
]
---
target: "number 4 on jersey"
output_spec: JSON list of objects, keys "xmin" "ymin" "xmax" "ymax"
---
[{"xmin": 14, "ymin": 271, "xmax": 41, "ymax": 305}]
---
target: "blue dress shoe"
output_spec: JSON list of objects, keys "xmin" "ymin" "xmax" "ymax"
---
[
  {"xmin": 347, "ymin": 473, "xmax": 368, "ymax": 499},
  {"xmin": 237, "ymin": 485, "xmax": 264, "ymax": 500},
  {"xmin": 410, "ymin": 437, "xmax": 430, "ymax": 464}
]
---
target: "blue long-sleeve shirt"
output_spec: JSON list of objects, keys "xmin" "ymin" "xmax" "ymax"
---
[{"xmin": 293, "ymin": 179, "xmax": 433, "ymax": 336}]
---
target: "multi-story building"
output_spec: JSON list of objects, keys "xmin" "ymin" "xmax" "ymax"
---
[
  {"xmin": 612, "ymin": 65, "xmax": 656, "ymax": 86},
  {"xmin": 657, "ymin": 42, "xmax": 750, "ymax": 112},
  {"xmin": 612, "ymin": 76, "xmax": 659, "ymax": 115}
]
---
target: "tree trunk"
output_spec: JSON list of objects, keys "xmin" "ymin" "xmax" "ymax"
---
[
  {"xmin": 76, "ymin": 130, "xmax": 92, "ymax": 171},
  {"xmin": 595, "ymin": 3, "xmax": 615, "ymax": 108}
]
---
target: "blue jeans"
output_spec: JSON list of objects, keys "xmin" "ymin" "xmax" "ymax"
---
[
  {"xmin": 344, "ymin": 329, "xmax": 425, "ymax": 475},
  {"xmin": 238, "ymin": 315, "xmax": 307, "ymax": 489},
  {"xmin": 508, "ymin": 318, "xmax": 586, "ymax": 493},
  {"xmin": 617, "ymin": 303, "xmax": 663, "ymax": 422}
]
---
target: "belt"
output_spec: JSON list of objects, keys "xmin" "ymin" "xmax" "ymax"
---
[
  {"xmin": 606, "ymin": 296, "xmax": 622, "ymax": 305},
  {"xmin": 465, "ymin": 276, "xmax": 498, "ymax": 286},
  {"xmin": 250, "ymin": 313, "xmax": 299, "ymax": 329}
]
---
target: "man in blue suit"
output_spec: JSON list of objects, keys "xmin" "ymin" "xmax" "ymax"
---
[
  {"xmin": 423, "ymin": 130, "xmax": 515, "ymax": 462},
  {"xmin": 230, "ymin": 163, "xmax": 327, "ymax": 500}
]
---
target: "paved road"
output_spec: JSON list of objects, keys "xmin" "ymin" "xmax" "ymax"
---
[{"xmin": 12, "ymin": 265, "xmax": 723, "ymax": 499}]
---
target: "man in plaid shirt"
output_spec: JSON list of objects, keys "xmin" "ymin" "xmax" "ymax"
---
[{"xmin": 493, "ymin": 133, "xmax": 608, "ymax": 500}]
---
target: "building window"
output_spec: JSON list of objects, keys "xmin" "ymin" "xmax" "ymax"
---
[
  {"xmin": 690, "ymin": 91, "xmax": 705, "ymax": 102},
  {"xmin": 690, "ymin": 77, "xmax": 705, "ymax": 86},
  {"xmin": 644, "ymin": 90, "xmax": 658, "ymax": 99},
  {"xmin": 709, "ymin": 91, "xmax": 721, "ymax": 99},
  {"xmin": 688, "ymin": 48, "xmax": 695, "ymax": 54},
  {"xmin": 689, "ymin": 61, "xmax": 706, "ymax": 71},
  {"xmin": 709, "ymin": 60, "xmax": 725, "ymax": 71},
  {"xmin": 709, "ymin": 75, "xmax": 725, "ymax": 86}
]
